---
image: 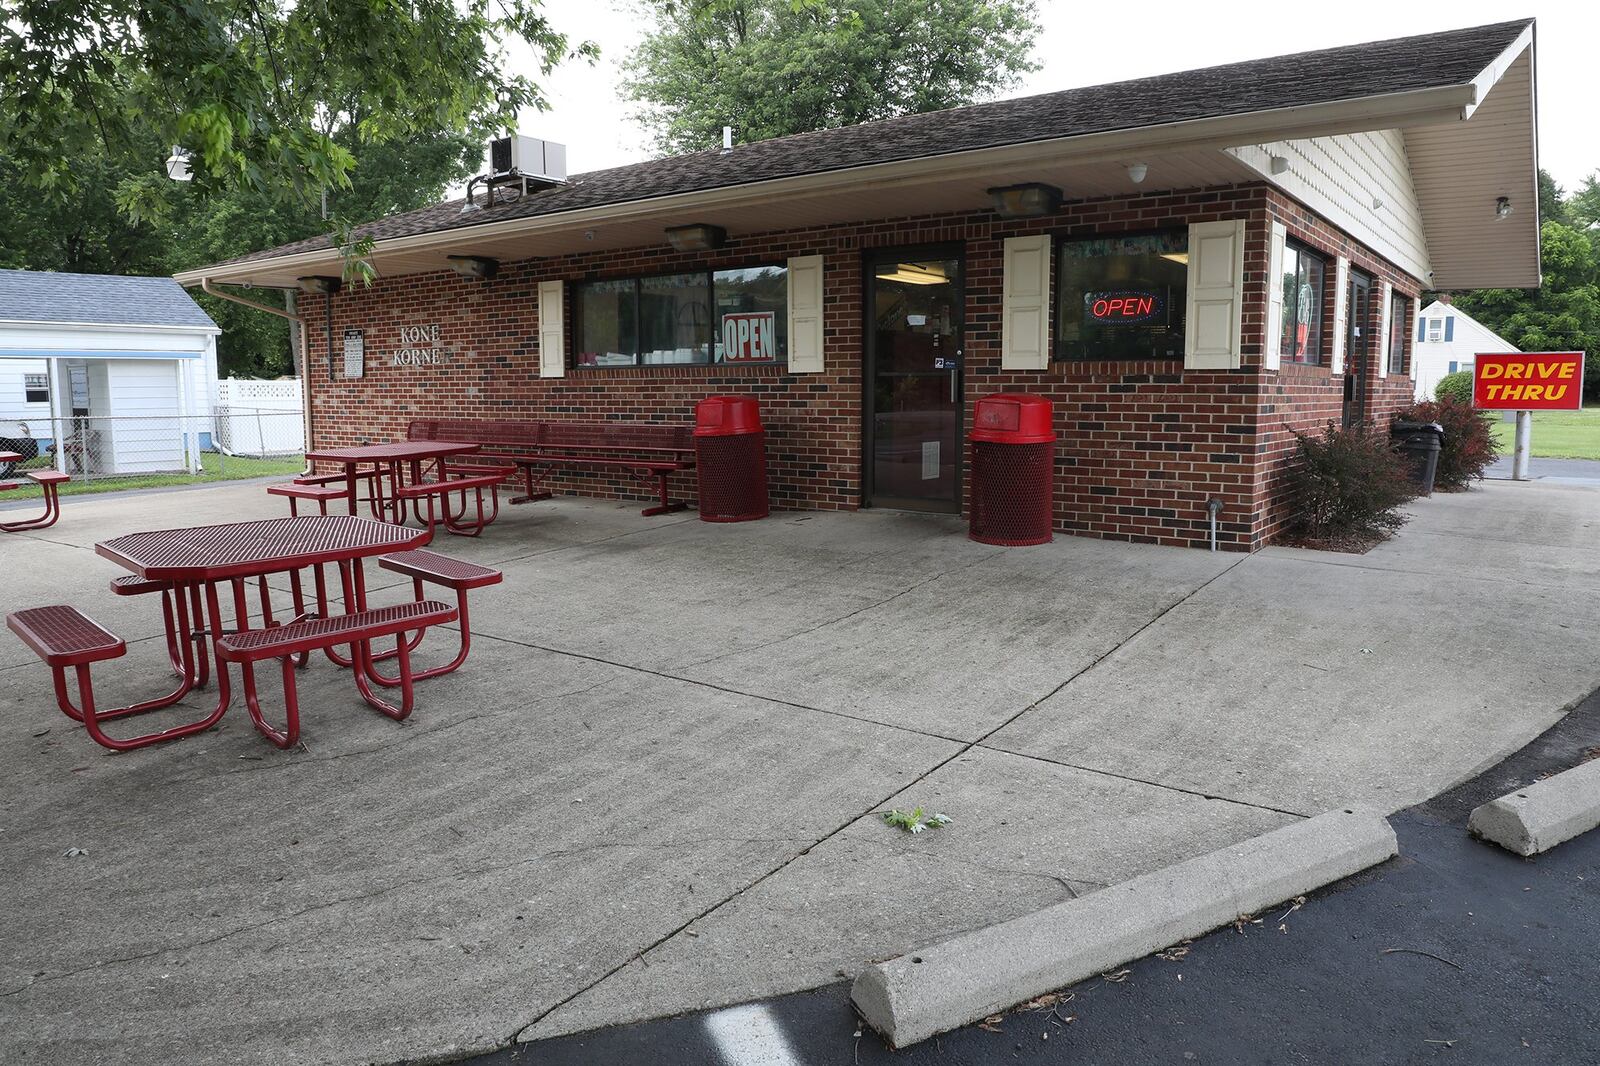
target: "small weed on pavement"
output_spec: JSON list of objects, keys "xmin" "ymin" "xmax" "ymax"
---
[{"xmin": 881, "ymin": 808, "xmax": 953, "ymax": 834}]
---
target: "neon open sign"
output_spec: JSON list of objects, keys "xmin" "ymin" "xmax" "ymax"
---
[{"xmin": 1086, "ymin": 290, "xmax": 1163, "ymax": 325}]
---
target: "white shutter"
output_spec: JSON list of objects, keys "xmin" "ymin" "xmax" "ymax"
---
[
  {"xmin": 1410, "ymin": 295, "xmax": 1421, "ymax": 378},
  {"xmin": 1376, "ymin": 281, "xmax": 1393, "ymax": 378},
  {"xmin": 787, "ymin": 254, "xmax": 825, "ymax": 374},
  {"xmin": 538, "ymin": 280, "xmax": 565, "ymax": 378},
  {"xmin": 1330, "ymin": 257, "xmax": 1350, "ymax": 374},
  {"xmin": 1263, "ymin": 221, "xmax": 1287, "ymax": 370},
  {"xmin": 1183, "ymin": 219, "xmax": 1246, "ymax": 370},
  {"xmin": 1001, "ymin": 235, "xmax": 1051, "ymax": 370}
]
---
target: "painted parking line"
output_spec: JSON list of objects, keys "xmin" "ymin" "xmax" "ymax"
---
[{"xmin": 704, "ymin": 1003, "xmax": 807, "ymax": 1066}]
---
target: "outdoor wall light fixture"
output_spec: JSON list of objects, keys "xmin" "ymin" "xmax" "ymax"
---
[
  {"xmin": 164, "ymin": 146, "xmax": 193, "ymax": 182},
  {"xmin": 296, "ymin": 275, "xmax": 341, "ymax": 294},
  {"xmin": 987, "ymin": 182, "xmax": 1062, "ymax": 219},
  {"xmin": 1268, "ymin": 155, "xmax": 1290, "ymax": 175},
  {"xmin": 1126, "ymin": 163, "xmax": 1148, "ymax": 185},
  {"xmin": 1495, "ymin": 196, "xmax": 1514, "ymax": 220},
  {"xmin": 447, "ymin": 255, "xmax": 500, "ymax": 280},
  {"xmin": 665, "ymin": 223, "xmax": 727, "ymax": 251}
]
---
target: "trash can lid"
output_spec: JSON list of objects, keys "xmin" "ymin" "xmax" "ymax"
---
[
  {"xmin": 695, "ymin": 394, "xmax": 763, "ymax": 436},
  {"xmin": 970, "ymin": 393, "xmax": 1055, "ymax": 444},
  {"xmin": 1392, "ymin": 420, "xmax": 1444, "ymax": 435}
]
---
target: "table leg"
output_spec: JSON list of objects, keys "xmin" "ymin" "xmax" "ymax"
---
[
  {"xmin": 339, "ymin": 559, "xmax": 415, "ymax": 720},
  {"xmin": 343, "ymin": 463, "xmax": 360, "ymax": 516}
]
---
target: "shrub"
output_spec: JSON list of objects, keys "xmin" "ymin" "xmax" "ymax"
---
[
  {"xmin": 1287, "ymin": 421, "xmax": 1414, "ymax": 546},
  {"xmin": 1435, "ymin": 370, "xmax": 1473, "ymax": 404},
  {"xmin": 1393, "ymin": 398, "xmax": 1499, "ymax": 490}
]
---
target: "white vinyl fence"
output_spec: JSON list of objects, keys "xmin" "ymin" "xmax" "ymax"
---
[{"xmin": 216, "ymin": 378, "xmax": 305, "ymax": 457}]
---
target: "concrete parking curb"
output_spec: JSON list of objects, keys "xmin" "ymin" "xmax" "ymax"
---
[
  {"xmin": 850, "ymin": 808, "xmax": 1398, "ymax": 1048},
  {"xmin": 1468, "ymin": 757, "xmax": 1600, "ymax": 856}
]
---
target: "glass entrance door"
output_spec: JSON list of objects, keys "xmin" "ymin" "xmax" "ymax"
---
[{"xmin": 865, "ymin": 252, "xmax": 964, "ymax": 511}]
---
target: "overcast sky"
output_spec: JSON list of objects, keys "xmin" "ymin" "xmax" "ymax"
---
[{"xmin": 506, "ymin": 2, "xmax": 1592, "ymax": 194}]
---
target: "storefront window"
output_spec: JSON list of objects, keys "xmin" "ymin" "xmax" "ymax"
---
[
  {"xmin": 1056, "ymin": 232, "xmax": 1187, "ymax": 360},
  {"xmin": 1388, "ymin": 291, "xmax": 1408, "ymax": 374},
  {"xmin": 576, "ymin": 265, "xmax": 787, "ymax": 367},
  {"xmin": 1279, "ymin": 242, "xmax": 1326, "ymax": 364}
]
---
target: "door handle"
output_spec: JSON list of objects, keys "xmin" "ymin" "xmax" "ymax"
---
[{"xmin": 950, "ymin": 348, "xmax": 962, "ymax": 403}]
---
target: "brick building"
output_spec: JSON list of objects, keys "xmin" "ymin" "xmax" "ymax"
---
[{"xmin": 180, "ymin": 19, "xmax": 1540, "ymax": 550}]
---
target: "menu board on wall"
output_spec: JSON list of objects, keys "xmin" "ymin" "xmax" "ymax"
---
[{"xmin": 342, "ymin": 329, "xmax": 365, "ymax": 379}]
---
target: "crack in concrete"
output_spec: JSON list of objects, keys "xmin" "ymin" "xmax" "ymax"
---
[
  {"xmin": 974, "ymin": 744, "xmax": 1310, "ymax": 819},
  {"xmin": 0, "ymin": 833, "xmax": 811, "ymax": 999},
  {"xmin": 512, "ymin": 553, "xmax": 1253, "ymax": 1044}
]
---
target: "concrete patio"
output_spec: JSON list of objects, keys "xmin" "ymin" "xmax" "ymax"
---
[{"xmin": 2, "ymin": 477, "xmax": 1598, "ymax": 1065}]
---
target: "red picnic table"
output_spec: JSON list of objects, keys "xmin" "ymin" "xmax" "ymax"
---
[
  {"xmin": 85, "ymin": 515, "xmax": 433, "ymax": 749},
  {"xmin": 303, "ymin": 440, "xmax": 506, "ymax": 534},
  {"xmin": 0, "ymin": 451, "xmax": 70, "ymax": 532}
]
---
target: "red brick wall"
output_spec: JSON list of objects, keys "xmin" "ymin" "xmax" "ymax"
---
[
  {"xmin": 299, "ymin": 181, "xmax": 1422, "ymax": 551},
  {"xmin": 1247, "ymin": 190, "xmax": 1425, "ymax": 544}
]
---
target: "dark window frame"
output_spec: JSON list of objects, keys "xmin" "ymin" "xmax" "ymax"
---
[
  {"xmin": 573, "ymin": 263, "xmax": 789, "ymax": 370},
  {"xmin": 1279, "ymin": 239, "xmax": 1328, "ymax": 366},
  {"xmin": 1051, "ymin": 228, "xmax": 1190, "ymax": 362},
  {"xmin": 1387, "ymin": 291, "xmax": 1409, "ymax": 375}
]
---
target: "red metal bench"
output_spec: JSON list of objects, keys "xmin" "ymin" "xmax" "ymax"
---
[
  {"xmin": 267, "ymin": 481, "xmax": 350, "ymax": 516},
  {"xmin": 215, "ymin": 599, "xmax": 457, "ymax": 749},
  {"xmin": 0, "ymin": 469, "xmax": 70, "ymax": 532},
  {"xmin": 376, "ymin": 550, "xmax": 502, "ymax": 680},
  {"xmin": 6, "ymin": 604, "xmax": 228, "ymax": 751},
  {"xmin": 408, "ymin": 418, "xmax": 695, "ymax": 516},
  {"xmin": 391, "ymin": 466, "xmax": 513, "ymax": 536}
]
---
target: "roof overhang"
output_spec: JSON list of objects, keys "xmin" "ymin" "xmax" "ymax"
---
[
  {"xmin": 177, "ymin": 54, "xmax": 1533, "ymax": 292},
  {"xmin": 1402, "ymin": 23, "xmax": 1540, "ymax": 289}
]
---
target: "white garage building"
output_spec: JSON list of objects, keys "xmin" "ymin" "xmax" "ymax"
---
[{"xmin": 0, "ymin": 269, "xmax": 220, "ymax": 476}]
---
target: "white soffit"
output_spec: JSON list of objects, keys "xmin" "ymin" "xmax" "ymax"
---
[{"xmin": 1405, "ymin": 32, "xmax": 1539, "ymax": 289}]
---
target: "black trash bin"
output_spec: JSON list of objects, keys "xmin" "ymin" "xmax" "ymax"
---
[{"xmin": 1391, "ymin": 420, "xmax": 1443, "ymax": 496}]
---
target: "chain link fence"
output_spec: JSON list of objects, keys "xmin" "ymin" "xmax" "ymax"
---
[{"xmin": 0, "ymin": 410, "xmax": 306, "ymax": 491}]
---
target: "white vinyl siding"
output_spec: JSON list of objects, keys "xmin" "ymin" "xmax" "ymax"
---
[
  {"xmin": 1000, "ymin": 236, "xmax": 1051, "ymax": 370},
  {"xmin": 1183, "ymin": 219, "xmax": 1246, "ymax": 370},
  {"xmin": 538, "ymin": 280, "xmax": 565, "ymax": 378},
  {"xmin": 786, "ymin": 255, "xmax": 825, "ymax": 374},
  {"xmin": 1227, "ymin": 129, "xmax": 1431, "ymax": 285}
]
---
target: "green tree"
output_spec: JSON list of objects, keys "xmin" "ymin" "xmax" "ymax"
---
[
  {"xmin": 623, "ymin": 0, "xmax": 1039, "ymax": 155},
  {"xmin": 1452, "ymin": 210, "xmax": 1600, "ymax": 402},
  {"xmin": 0, "ymin": 1, "xmax": 589, "ymax": 225}
]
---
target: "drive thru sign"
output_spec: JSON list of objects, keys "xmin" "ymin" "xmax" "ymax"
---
[{"xmin": 1473, "ymin": 352, "xmax": 1585, "ymax": 410}]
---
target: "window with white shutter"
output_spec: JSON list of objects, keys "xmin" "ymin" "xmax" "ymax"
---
[
  {"xmin": 1183, "ymin": 219, "xmax": 1246, "ymax": 370},
  {"xmin": 538, "ymin": 280, "xmax": 565, "ymax": 378},
  {"xmin": 786, "ymin": 254, "xmax": 825, "ymax": 374},
  {"xmin": 1001, "ymin": 235, "xmax": 1050, "ymax": 370}
]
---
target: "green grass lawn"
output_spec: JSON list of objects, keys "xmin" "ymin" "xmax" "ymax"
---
[
  {"xmin": 1490, "ymin": 406, "xmax": 1600, "ymax": 460},
  {"xmin": 1, "ymin": 451, "xmax": 303, "ymax": 500}
]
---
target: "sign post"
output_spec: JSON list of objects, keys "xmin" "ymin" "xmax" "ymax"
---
[{"xmin": 1471, "ymin": 352, "xmax": 1586, "ymax": 482}]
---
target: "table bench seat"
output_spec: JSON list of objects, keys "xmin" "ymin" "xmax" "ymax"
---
[
  {"xmin": 7, "ymin": 605, "xmax": 126, "ymax": 668},
  {"xmin": 216, "ymin": 599, "xmax": 458, "ymax": 749},
  {"xmin": 0, "ymin": 469, "xmax": 69, "ymax": 532},
  {"xmin": 267, "ymin": 482, "xmax": 350, "ymax": 516}
]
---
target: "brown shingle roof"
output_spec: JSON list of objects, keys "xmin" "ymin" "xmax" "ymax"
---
[{"xmin": 208, "ymin": 18, "xmax": 1530, "ymax": 270}]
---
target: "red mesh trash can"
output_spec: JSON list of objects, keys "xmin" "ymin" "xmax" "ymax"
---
[
  {"xmin": 694, "ymin": 395, "xmax": 769, "ymax": 522},
  {"xmin": 968, "ymin": 393, "xmax": 1055, "ymax": 546}
]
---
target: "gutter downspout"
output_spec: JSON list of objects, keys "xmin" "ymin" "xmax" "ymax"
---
[{"xmin": 198, "ymin": 277, "xmax": 315, "ymax": 475}]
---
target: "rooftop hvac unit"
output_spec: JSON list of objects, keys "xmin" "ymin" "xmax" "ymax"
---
[{"xmin": 489, "ymin": 135, "xmax": 567, "ymax": 185}]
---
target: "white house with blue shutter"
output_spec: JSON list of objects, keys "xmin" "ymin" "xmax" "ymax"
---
[
  {"xmin": 1412, "ymin": 297, "xmax": 1517, "ymax": 401},
  {"xmin": 0, "ymin": 269, "xmax": 220, "ymax": 476}
]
